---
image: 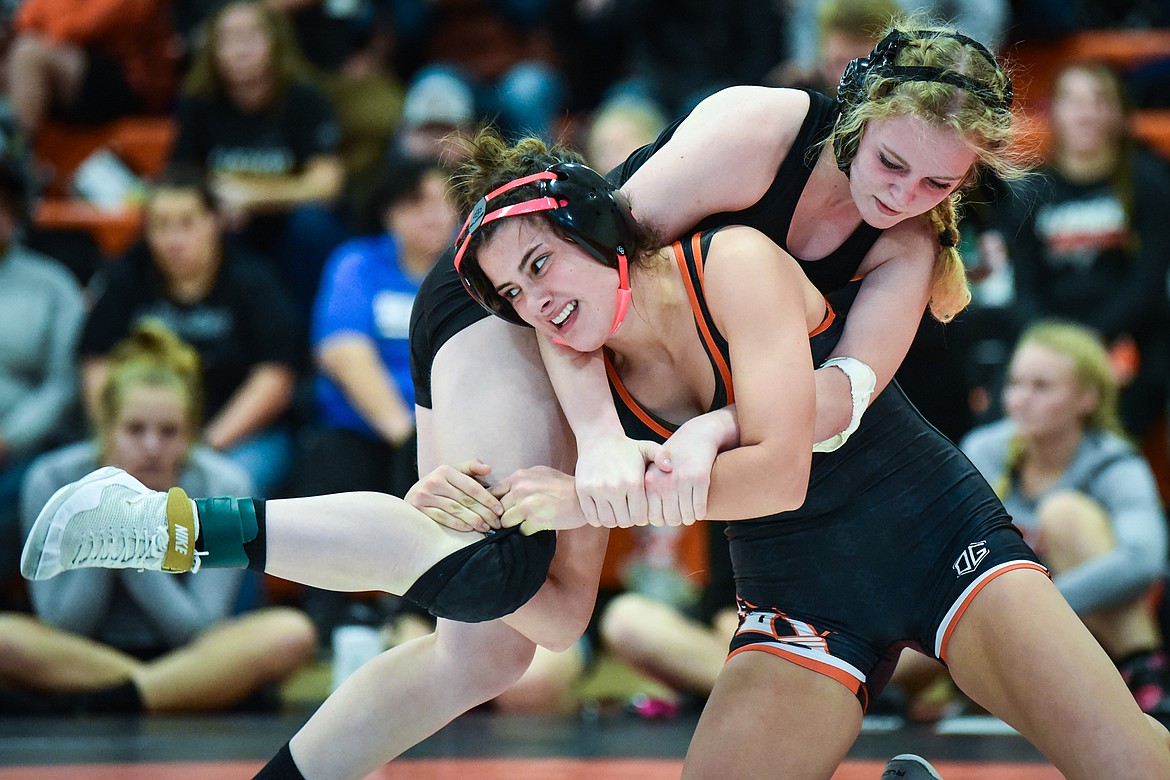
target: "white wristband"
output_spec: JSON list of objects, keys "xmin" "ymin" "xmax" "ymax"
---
[{"xmin": 812, "ymin": 356, "xmax": 877, "ymax": 453}]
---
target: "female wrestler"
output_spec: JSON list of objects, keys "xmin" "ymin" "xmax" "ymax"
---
[
  {"xmin": 24, "ymin": 19, "xmax": 1040, "ymax": 779},
  {"xmin": 448, "ymin": 133, "xmax": 1170, "ymax": 778}
]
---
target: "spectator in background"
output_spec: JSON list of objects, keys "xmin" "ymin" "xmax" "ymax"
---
[
  {"xmin": 783, "ymin": 0, "xmax": 1007, "ymax": 91},
  {"xmin": 78, "ymin": 170, "xmax": 301, "ymax": 499},
  {"xmin": 390, "ymin": 0, "xmax": 568, "ymax": 141},
  {"xmin": 601, "ymin": 0, "xmax": 785, "ymax": 119},
  {"xmin": 766, "ymin": 0, "xmax": 899, "ymax": 96},
  {"xmin": 304, "ymin": 157, "xmax": 456, "ymax": 503},
  {"xmin": 900, "ymin": 321, "xmax": 1170, "ymax": 724},
  {"xmin": 5, "ymin": 0, "xmax": 178, "ymax": 142},
  {"xmin": 171, "ymin": 0, "xmax": 349, "ymax": 315},
  {"xmin": 597, "ymin": 521, "xmax": 738, "ymax": 716},
  {"xmin": 391, "ymin": 72, "xmax": 476, "ymax": 166},
  {"xmin": 582, "ymin": 95, "xmax": 667, "ymax": 176},
  {"xmin": 269, "ymin": 0, "xmax": 405, "ymax": 221},
  {"xmin": 294, "ymin": 155, "xmax": 455, "ymax": 643},
  {"xmin": 995, "ymin": 61, "xmax": 1170, "ymax": 441},
  {"xmin": 0, "ymin": 156, "xmax": 83, "ymax": 590},
  {"xmin": 0, "ymin": 321, "xmax": 316, "ymax": 716}
]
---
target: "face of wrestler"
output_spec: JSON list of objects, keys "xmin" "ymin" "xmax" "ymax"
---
[
  {"xmin": 1003, "ymin": 342, "xmax": 1097, "ymax": 440},
  {"xmin": 477, "ymin": 218, "xmax": 617, "ymax": 352},
  {"xmin": 105, "ymin": 384, "xmax": 192, "ymax": 492},
  {"xmin": 849, "ymin": 114, "xmax": 977, "ymax": 228}
]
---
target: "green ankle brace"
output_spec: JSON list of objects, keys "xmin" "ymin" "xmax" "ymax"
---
[{"xmin": 194, "ymin": 497, "xmax": 259, "ymax": 569}]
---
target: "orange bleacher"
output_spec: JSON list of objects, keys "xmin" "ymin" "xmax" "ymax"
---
[{"xmin": 31, "ymin": 115, "xmax": 177, "ymax": 257}]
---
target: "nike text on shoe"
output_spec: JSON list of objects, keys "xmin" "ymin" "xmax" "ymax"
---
[
  {"xmin": 20, "ymin": 466, "xmax": 200, "ymax": 580},
  {"xmin": 881, "ymin": 754, "xmax": 944, "ymax": 780}
]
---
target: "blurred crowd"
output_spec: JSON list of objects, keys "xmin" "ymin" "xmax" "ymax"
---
[{"xmin": 1, "ymin": 0, "xmax": 1169, "ymax": 723}]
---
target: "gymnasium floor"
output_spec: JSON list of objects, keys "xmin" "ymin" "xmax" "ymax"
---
[{"xmin": 0, "ymin": 673, "xmax": 1060, "ymax": 780}]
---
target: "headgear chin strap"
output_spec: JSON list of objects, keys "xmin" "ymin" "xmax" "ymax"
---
[{"xmin": 452, "ymin": 162, "xmax": 636, "ymax": 336}]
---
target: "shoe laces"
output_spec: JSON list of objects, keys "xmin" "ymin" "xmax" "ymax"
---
[{"xmin": 70, "ymin": 523, "xmax": 168, "ymax": 569}]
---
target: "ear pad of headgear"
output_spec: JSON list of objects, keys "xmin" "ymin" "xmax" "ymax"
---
[
  {"xmin": 544, "ymin": 162, "xmax": 637, "ymax": 267},
  {"xmin": 837, "ymin": 29, "xmax": 909, "ymax": 109}
]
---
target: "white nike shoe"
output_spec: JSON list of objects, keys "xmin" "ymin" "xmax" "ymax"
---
[
  {"xmin": 20, "ymin": 466, "xmax": 200, "ymax": 580},
  {"xmin": 880, "ymin": 754, "xmax": 944, "ymax": 779}
]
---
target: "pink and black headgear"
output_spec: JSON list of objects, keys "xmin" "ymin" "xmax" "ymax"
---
[{"xmin": 452, "ymin": 162, "xmax": 638, "ymax": 335}]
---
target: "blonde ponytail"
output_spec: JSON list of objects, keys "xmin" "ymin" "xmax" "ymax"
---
[{"xmin": 925, "ymin": 193, "xmax": 970, "ymax": 322}]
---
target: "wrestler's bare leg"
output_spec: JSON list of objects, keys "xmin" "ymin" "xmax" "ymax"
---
[
  {"xmin": 949, "ymin": 569, "xmax": 1170, "ymax": 779},
  {"xmin": 290, "ymin": 319, "xmax": 608, "ymax": 779}
]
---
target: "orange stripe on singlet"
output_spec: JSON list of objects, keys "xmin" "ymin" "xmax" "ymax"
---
[
  {"xmin": 605, "ymin": 360, "xmax": 673, "ymax": 440},
  {"xmin": 810, "ymin": 299, "xmax": 836, "ymax": 337},
  {"xmin": 673, "ymin": 234, "xmax": 735, "ymax": 404},
  {"xmin": 727, "ymin": 644, "xmax": 863, "ymax": 694},
  {"xmin": 608, "ymin": 232, "xmax": 836, "ymax": 437},
  {"xmin": 937, "ymin": 561, "xmax": 1050, "ymax": 663}
]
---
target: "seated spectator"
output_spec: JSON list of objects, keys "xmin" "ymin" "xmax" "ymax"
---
[
  {"xmin": 896, "ymin": 321, "xmax": 1170, "ymax": 723},
  {"xmin": 275, "ymin": 0, "xmax": 404, "ymax": 175},
  {"xmin": 391, "ymin": 0, "xmax": 568, "ymax": 141},
  {"xmin": 78, "ymin": 170, "xmax": 301, "ymax": 498},
  {"xmin": 171, "ymin": 0, "xmax": 349, "ymax": 314},
  {"xmin": 304, "ymin": 156, "xmax": 456, "ymax": 502},
  {"xmin": 5, "ymin": 0, "xmax": 179, "ymax": 142},
  {"xmin": 389, "ymin": 71, "xmax": 475, "ymax": 166},
  {"xmin": 765, "ymin": 0, "xmax": 899, "ymax": 96},
  {"xmin": 295, "ymin": 156, "xmax": 455, "ymax": 640},
  {"xmin": 597, "ymin": 522, "xmax": 737, "ymax": 714},
  {"xmin": 0, "ymin": 156, "xmax": 83, "ymax": 589},
  {"xmin": 995, "ymin": 60, "xmax": 1170, "ymax": 440},
  {"xmin": 582, "ymin": 95, "xmax": 667, "ymax": 176},
  {"xmin": 0, "ymin": 321, "xmax": 316, "ymax": 715}
]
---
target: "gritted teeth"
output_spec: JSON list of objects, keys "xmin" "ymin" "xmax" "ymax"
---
[{"xmin": 551, "ymin": 300, "xmax": 576, "ymax": 326}]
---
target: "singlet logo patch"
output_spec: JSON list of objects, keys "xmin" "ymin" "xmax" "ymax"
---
[
  {"xmin": 953, "ymin": 540, "xmax": 988, "ymax": 577},
  {"xmin": 739, "ymin": 610, "xmax": 832, "ymax": 653}
]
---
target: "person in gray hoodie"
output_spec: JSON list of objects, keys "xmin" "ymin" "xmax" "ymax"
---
[{"xmin": 961, "ymin": 320, "xmax": 1170, "ymax": 722}]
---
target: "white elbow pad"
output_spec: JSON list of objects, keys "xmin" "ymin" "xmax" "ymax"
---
[{"xmin": 812, "ymin": 356, "xmax": 877, "ymax": 453}]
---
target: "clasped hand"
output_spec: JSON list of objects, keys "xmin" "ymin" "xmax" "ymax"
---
[
  {"xmin": 405, "ymin": 460, "xmax": 587, "ymax": 536},
  {"xmin": 574, "ymin": 424, "xmax": 717, "ymax": 528},
  {"xmin": 406, "ymin": 419, "xmax": 719, "ymax": 536}
]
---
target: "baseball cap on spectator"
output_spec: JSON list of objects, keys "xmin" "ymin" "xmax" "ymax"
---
[{"xmin": 402, "ymin": 74, "xmax": 475, "ymax": 129}]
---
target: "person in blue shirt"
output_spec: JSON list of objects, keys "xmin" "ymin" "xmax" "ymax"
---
[{"xmin": 303, "ymin": 156, "xmax": 457, "ymax": 501}]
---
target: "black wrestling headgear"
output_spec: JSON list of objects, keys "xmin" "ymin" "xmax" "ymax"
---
[
  {"xmin": 835, "ymin": 29, "xmax": 1013, "ymax": 172},
  {"xmin": 453, "ymin": 162, "xmax": 637, "ymax": 329}
]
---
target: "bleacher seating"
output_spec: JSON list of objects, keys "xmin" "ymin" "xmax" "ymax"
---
[{"xmin": 31, "ymin": 116, "xmax": 176, "ymax": 258}]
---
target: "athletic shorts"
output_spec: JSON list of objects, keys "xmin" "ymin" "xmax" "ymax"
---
[
  {"xmin": 723, "ymin": 377, "xmax": 1045, "ymax": 710},
  {"xmin": 727, "ymin": 522, "xmax": 1043, "ymax": 710}
]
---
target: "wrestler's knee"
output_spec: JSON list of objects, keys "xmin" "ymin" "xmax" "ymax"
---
[
  {"xmin": 433, "ymin": 621, "xmax": 537, "ymax": 700},
  {"xmin": 404, "ymin": 528, "xmax": 556, "ymax": 622}
]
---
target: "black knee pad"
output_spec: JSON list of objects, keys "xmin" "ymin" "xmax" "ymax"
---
[{"xmin": 403, "ymin": 527, "xmax": 556, "ymax": 622}]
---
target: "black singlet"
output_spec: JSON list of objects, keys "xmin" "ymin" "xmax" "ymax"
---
[
  {"xmin": 610, "ymin": 228, "xmax": 1042, "ymax": 706},
  {"xmin": 614, "ymin": 89, "xmax": 882, "ymax": 293}
]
